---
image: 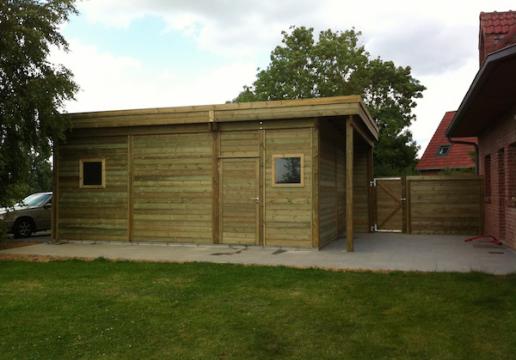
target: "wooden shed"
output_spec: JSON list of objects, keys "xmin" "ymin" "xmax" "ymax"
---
[{"xmin": 52, "ymin": 96, "xmax": 378, "ymax": 251}]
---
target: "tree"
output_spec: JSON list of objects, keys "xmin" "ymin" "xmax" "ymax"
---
[
  {"xmin": 0, "ymin": 0, "xmax": 78, "ymax": 208},
  {"xmin": 234, "ymin": 26, "xmax": 425, "ymax": 176}
]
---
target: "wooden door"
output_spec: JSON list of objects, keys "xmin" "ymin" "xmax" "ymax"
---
[
  {"xmin": 220, "ymin": 158, "xmax": 260, "ymax": 244},
  {"xmin": 374, "ymin": 178, "xmax": 404, "ymax": 232}
]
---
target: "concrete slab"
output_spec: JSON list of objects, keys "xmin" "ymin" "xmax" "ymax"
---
[{"xmin": 1, "ymin": 233, "xmax": 515, "ymax": 274}]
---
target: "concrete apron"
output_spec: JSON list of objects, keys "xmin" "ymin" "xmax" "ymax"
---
[{"xmin": 1, "ymin": 233, "xmax": 515, "ymax": 275}]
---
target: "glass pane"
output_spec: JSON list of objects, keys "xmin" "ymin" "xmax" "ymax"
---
[
  {"xmin": 83, "ymin": 161, "xmax": 103, "ymax": 186},
  {"xmin": 275, "ymin": 157, "xmax": 301, "ymax": 184},
  {"xmin": 19, "ymin": 193, "xmax": 51, "ymax": 207}
]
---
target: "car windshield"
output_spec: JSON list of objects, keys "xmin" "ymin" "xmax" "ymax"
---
[{"xmin": 19, "ymin": 193, "xmax": 51, "ymax": 207}]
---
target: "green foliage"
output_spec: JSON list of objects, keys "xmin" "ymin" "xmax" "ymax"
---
[
  {"xmin": 29, "ymin": 155, "xmax": 53, "ymax": 193},
  {"xmin": 0, "ymin": 0, "xmax": 78, "ymax": 207},
  {"xmin": 234, "ymin": 26, "xmax": 425, "ymax": 176}
]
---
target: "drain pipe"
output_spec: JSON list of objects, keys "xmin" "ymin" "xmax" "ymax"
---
[{"xmin": 447, "ymin": 137, "xmax": 479, "ymax": 175}]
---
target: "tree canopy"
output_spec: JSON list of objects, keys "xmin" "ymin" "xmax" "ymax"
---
[
  {"xmin": 234, "ymin": 26, "xmax": 426, "ymax": 176},
  {"xmin": 0, "ymin": 0, "xmax": 78, "ymax": 207}
]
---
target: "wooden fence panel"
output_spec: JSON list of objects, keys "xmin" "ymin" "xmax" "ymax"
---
[{"xmin": 406, "ymin": 176, "xmax": 483, "ymax": 235}]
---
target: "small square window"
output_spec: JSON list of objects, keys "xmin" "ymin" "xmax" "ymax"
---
[
  {"xmin": 272, "ymin": 154, "xmax": 304, "ymax": 186},
  {"xmin": 437, "ymin": 145, "xmax": 450, "ymax": 156},
  {"xmin": 80, "ymin": 159, "xmax": 105, "ymax": 188}
]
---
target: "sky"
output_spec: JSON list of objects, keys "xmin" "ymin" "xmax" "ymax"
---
[{"xmin": 52, "ymin": 0, "xmax": 515, "ymax": 154}]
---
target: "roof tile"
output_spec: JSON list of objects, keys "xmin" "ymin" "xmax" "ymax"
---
[{"xmin": 416, "ymin": 111, "xmax": 477, "ymax": 171}]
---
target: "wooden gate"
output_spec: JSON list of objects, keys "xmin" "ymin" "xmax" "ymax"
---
[
  {"xmin": 372, "ymin": 177, "xmax": 405, "ymax": 232},
  {"xmin": 371, "ymin": 176, "xmax": 483, "ymax": 235}
]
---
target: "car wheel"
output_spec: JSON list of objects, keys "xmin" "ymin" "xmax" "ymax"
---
[{"xmin": 14, "ymin": 218, "xmax": 34, "ymax": 239}]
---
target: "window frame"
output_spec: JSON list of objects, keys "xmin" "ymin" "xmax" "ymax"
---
[
  {"xmin": 271, "ymin": 153, "xmax": 304, "ymax": 188},
  {"xmin": 79, "ymin": 158, "xmax": 106, "ymax": 189},
  {"xmin": 437, "ymin": 145, "xmax": 450, "ymax": 156}
]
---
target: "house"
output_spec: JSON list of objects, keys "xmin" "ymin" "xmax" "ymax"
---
[
  {"xmin": 478, "ymin": 11, "xmax": 516, "ymax": 65},
  {"xmin": 52, "ymin": 96, "xmax": 378, "ymax": 251},
  {"xmin": 416, "ymin": 111, "xmax": 477, "ymax": 174},
  {"xmin": 447, "ymin": 11, "xmax": 516, "ymax": 249}
]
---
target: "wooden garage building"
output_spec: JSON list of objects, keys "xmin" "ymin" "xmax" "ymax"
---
[{"xmin": 52, "ymin": 96, "xmax": 378, "ymax": 251}]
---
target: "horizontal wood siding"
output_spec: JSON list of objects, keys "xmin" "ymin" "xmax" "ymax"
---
[
  {"xmin": 319, "ymin": 125, "xmax": 340, "ymax": 247},
  {"xmin": 220, "ymin": 158, "xmax": 259, "ymax": 244},
  {"xmin": 318, "ymin": 122, "xmax": 371, "ymax": 246},
  {"xmin": 337, "ymin": 146, "xmax": 346, "ymax": 236},
  {"xmin": 220, "ymin": 131, "xmax": 260, "ymax": 158},
  {"xmin": 131, "ymin": 133, "xmax": 213, "ymax": 243},
  {"xmin": 58, "ymin": 136, "xmax": 129, "ymax": 241},
  {"xmin": 353, "ymin": 146, "xmax": 370, "ymax": 232},
  {"xmin": 408, "ymin": 177, "xmax": 482, "ymax": 234},
  {"xmin": 265, "ymin": 128, "xmax": 313, "ymax": 247}
]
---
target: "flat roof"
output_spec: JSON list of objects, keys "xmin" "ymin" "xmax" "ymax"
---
[{"xmin": 67, "ymin": 95, "xmax": 379, "ymax": 141}]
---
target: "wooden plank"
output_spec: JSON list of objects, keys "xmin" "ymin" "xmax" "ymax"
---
[
  {"xmin": 407, "ymin": 179, "xmax": 412, "ymax": 233},
  {"xmin": 367, "ymin": 146, "xmax": 374, "ymax": 232},
  {"xmin": 346, "ymin": 117, "xmax": 354, "ymax": 251},
  {"xmin": 406, "ymin": 177, "xmax": 482, "ymax": 235},
  {"xmin": 220, "ymin": 158, "xmax": 259, "ymax": 245},
  {"xmin": 259, "ymin": 129, "xmax": 265, "ymax": 246},
  {"xmin": 58, "ymin": 135, "xmax": 129, "ymax": 242},
  {"xmin": 128, "ymin": 135, "xmax": 133, "ymax": 241},
  {"xmin": 52, "ymin": 143, "xmax": 60, "ymax": 241},
  {"xmin": 351, "ymin": 117, "xmax": 374, "ymax": 146},
  {"xmin": 131, "ymin": 133, "xmax": 212, "ymax": 243},
  {"xmin": 353, "ymin": 145, "xmax": 369, "ymax": 233},
  {"xmin": 401, "ymin": 176, "xmax": 407, "ymax": 233},
  {"xmin": 212, "ymin": 130, "xmax": 220, "ymax": 244},
  {"xmin": 265, "ymin": 128, "xmax": 313, "ymax": 247},
  {"xmin": 68, "ymin": 97, "xmax": 378, "ymax": 143},
  {"xmin": 69, "ymin": 95, "xmax": 363, "ymax": 120},
  {"xmin": 312, "ymin": 122, "xmax": 320, "ymax": 248}
]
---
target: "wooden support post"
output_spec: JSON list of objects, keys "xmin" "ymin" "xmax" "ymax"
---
[
  {"xmin": 51, "ymin": 143, "xmax": 59, "ymax": 242},
  {"xmin": 212, "ymin": 127, "xmax": 220, "ymax": 244},
  {"xmin": 127, "ymin": 135, "xmax": 133, "ymax": 242},
  {"xmin": 401, "ymin": 176, "xmax": 407, "ymax": 233},
  {"xmin": 259, "ymin": 129, "xmax": 265, "ymax": 246},
  {"xmin": 367, "ymin": 145, "xmax": 374, "ymax": 232},
  {"xmin": 346, "ymin": 117, "xmax": 354, "ymax": 252},
  {"xmin": 312, "ymin": 121, "xmax": 320, "ymax": 248}
]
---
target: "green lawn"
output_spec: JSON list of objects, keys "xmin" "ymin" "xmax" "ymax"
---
[{"xmin": 0, "ymin": 260, "xmax": 515, "ymax": 359}]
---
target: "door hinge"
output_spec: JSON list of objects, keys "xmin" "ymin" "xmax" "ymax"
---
[
  {"xmin": 369, "ymin": 179, "xmax": 376, "ymax": 187},
  {"xmin": 371, "ymin": 224, "xmax": 378, "ymax": 232}
]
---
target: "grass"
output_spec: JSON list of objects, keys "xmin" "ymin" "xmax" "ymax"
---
[{"xmin": 0, "ymin": 260, "xmax": 515, "ymax": 359}]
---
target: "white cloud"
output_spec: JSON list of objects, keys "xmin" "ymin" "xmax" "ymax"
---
[
  {"xmin": 63, "ymin": 0, "xmax": 515, "ymax": 154},
  {"xmin": 411, "ymin": 58, "xmax": 479, "ymax": 152},
  {"xmin": 52, "ymin": 39, "xmax": 257, "ymax": 112}
]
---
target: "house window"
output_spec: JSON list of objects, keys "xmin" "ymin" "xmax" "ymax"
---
[
  {"xmin": 509, "ymin": 143, "xmax": 516, "ymax": 207},
  {"xmin": 272, "ymin": 154, "xmax": 304, "ymax": 186},
  {"xmin": 437, "ymin": 145, "xmax": 450, "ymax": 156},
  {"xmin": 79, "ymin": 159, "xmax": 105, "ymax": 188},
  {"xmin": 484, "ymin": 154, "xmax": 491, "ymax": 201}
]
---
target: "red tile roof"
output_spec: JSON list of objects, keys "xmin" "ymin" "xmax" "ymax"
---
[
  {"xmin": 416, "ymin": 111, "xmax": 477, "ymax": 172},
  {"xmin": 479, "ymin": 11, "xmax": 516, "ymax": 64},
  {"xmin": 480, "ymin": 11, "xmax": 516, "ymax": 34}
]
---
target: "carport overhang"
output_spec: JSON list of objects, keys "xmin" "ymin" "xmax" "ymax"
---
[{"xmin": 447, "ymin": 44, "xmax": 516, "ymax": 137}]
